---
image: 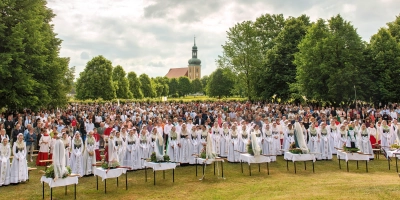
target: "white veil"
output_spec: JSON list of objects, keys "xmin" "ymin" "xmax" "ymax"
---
[
  {"xmin": 53, "ymin": 133, "xmax": 67, "ymax": 179},
  {"xmin": 206, "ymin": 130, "xmax": 216, "ymax": 159},
  {"xmin": 294, "ymin": 122, "xmax": 309, "ymax": 153},
  {"xmin": 251, "ymin": 130, "xmax": 261, "ymax": 156}
]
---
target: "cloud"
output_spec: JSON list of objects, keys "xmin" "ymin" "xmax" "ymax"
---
[{"xmin": 47, "ymin": 0, "xmax": 400, "ymax": 79}]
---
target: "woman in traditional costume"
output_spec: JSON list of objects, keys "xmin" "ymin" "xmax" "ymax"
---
[
  {"xmin": 167, "ymin": 126, "xmax": 180, "ymax": 162},
  {"xmin": 219, "ymin": 122, "xmax": 230, "ymax": 157},
  {"xmin": 10, "ymin": 133, "xmax": 28, "ymax": 183},
  {"xmin": 239, "ymin": 124, "xmax": 249, "ymax": 153},
  {"xmin": 114, "ymin": 131, "xmax": 125, "ymax": 165},
  {"xmin": 61, "ymin": 132, "xmax": 71, "ymax": 167},
  {"xmin": 251, "ymin": 125, "xmax": 263, "ymax": 154},
  {"xmin": 262, "ymin": 123, "xmax": 276, "ymax": 161},
  {"xmin": 319, "ymin": 122, "xmax": 332, "ymax": 160},
  {"xmin": 138, "ymin": 126, "xmax": 150, "ymax": 167},
  {"xmin": 53, "ymin": 132, "xmax": 68, "ymax": 179},
  {"xmin": 0, "ymin": 137, "xmax": 11, "ymax": 186},
  {"xmin": 211, "ymin": 122, "xmax": 221, "ymax": 156},
  {"xmin": 368, "ymin": 123, "xmax": 379, "ymax": 148},
  {"xmin": 271, "ymin": 122, "xmax": 282, "ymax": 156},
  {"xmin": 283, "ymin": 124, "xmax": 295, "ymax": 151},
  {"xmin": 346, "ymin": 123, "xmax": 358, "ymax": 148},
  {"xmin": 380, "ymin": 120, "xmax": 391, "ymax": 151},
  {"xmin": 198, "ymin": 125, "xmax": 208, "ymax": 153},
  {"xmin": 227, "ymin": 124, "xmax": 240, "ymax": 162},
  {"xmin": 154, "ymin": 128, "xmax": 164, "ymax": 161},
  {"xmin": 93, "ymin": 129, "xmax": 101, "ymax": 161},
  {"xmin": 179, "ymin": 124, "xmax": 190, "ymax": 163},
  {"xmin": 36, "ymin": 129, "xmax": 51, "ymax": 166},
  {"xmin": 124, "ymin": 129, "xmax": 139, "ymax": 170},
  {"xmin": 149, "ymin": 128, "xmax": 158, "ymax": 157},
  {"xmin": 329, "ymin": 120, "xmax": 338, "ymax": 154},
  {"xmin": 358, "ymin": 124, "xmax": 373, "ymax": 159},
  {"xmin": 189, "ymin": 125, "xmax": 200, "ymax": 164},
  {"xmin": 83, "ymin": 131, "xmax": 96, "ymax": 175},
  {"xmin": 70, "ymin": 132, "xmax": 84, "ymax": 176},
  {"xmin": 308, "ymin": 122, "xmax": 321, "ymax": 159},
  {"xmin": 336, "ymin": 125, "xmax": 347, "ymax": 149}
]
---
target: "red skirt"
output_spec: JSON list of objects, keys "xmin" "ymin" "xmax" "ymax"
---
[
  {"xmin": 370, "ymin": 135, "xmax": 380, "ymax": 148},
  {"xmin": 36, "ymin": 152, "xmax": 49, "ymax": 166},
  {"xmin": 95, "ymin": 149, "xmax": 101, "ymax": 161}
]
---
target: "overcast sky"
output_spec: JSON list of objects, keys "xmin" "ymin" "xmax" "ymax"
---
[{"xmin": 47, "ymin": 0, "xmax": 400, "ymax": 78}]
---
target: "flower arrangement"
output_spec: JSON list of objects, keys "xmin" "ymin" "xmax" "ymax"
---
[
  {"xmin": 150, "ymin": 152, "xmax": 171, "ymax": 163},
  {"xmin": 101, "ymin": 160, "xmax": 120, "ymax": 169},
  {"xmin": 390, "ymin": 144, "xmax": 400, "ymax": 150},
  {"xmin": 199, "ymin": 146, "xmax": 216, "ymax": 159},
  {"xmin": 247, "ymin": 142, "xmax": 254, "ymax": 156},
  {"xmin": 45, "ymin": 165, "xmax": 72, "ymax": 179},
  {"xmin": 342, "ymin": 144, "xmax": 359, "ymax": 153},
  {"xmin": 289, "ymin": 143, "xmax": 303, "ymax": 154}
]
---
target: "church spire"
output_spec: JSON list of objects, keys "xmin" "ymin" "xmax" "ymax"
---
[
  {"xmin": 192, "ymin": 36, "xmax": 198, "ymax": 58},
  {"xmin": 194, "ymin": 36, "xmax": 196, "ymax": 46}
]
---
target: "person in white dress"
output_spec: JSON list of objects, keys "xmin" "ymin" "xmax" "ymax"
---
[
  {"xmin": 114, "ymin": 131, "xmax": 126, "ymax": 165},
  {"xmin": 329, "ymin": 120, "xmax": 338, "ymax": 154},
  {"xmin": 53, "ymin": 132, "xmax": 68, "ymax": 179},
  {"xmin": 189, "ymin": 125, "xmax": 200, "ymax": 164},
  {"xmin": 70, "ymin": 131, "xmax": 84, "ymax": 176},
  {"xmin": 179, "ymin": 124, "xmax": 191, "ymax": 163},
  {"xmin": 358, "ymin": 124, "xmax": 373, "ymax": 159},
  {"xmin": 251, "ymin": 124, "xmax": 263, "ymax": 154},
  {"xmin": 390, "ymin": 119, "xmax": 398, "ymax": 145},
  {"xmin": 319, "ymin": 122, "xmax": 332, "ymax": 160},
  {"xmin": 138, "ymin": 127, "xmax": 150, "ymax": 167},
  {"xmin": 10, "ymin": 133, "xmax": 28, "ymax": 183},
  {"xmin": 368, "ymin": 123, "xmax": 379, "ymax": 148},
  {"xmin": 198, "ymin": 125, "xmax": 208, "ymax": 153},
  {"xmin": 262, "ymin": 123, "xmax": 276, "ymax": 161},
  {"xmin": 380, "ymin": 120, "xmax": 391, "ymax": 151},
  {"xmin": 308, "ymin": 122, "xmax": 321, "ymax": 160},
  {"xmin": 124, "ymin": 129, "xmax": 139, "ymax": 170},
  {"xmin": 83, "ymin": 131, "xmax": 96, "ymax": 175},
  {"xmin": 167, "ymin": 126, "xmax": 180, "ymax": 162},
  {"xmin": 149, "ymin": 128, "xmax": 158, "ymax": 157},
  {"xmin": 0, "ymin": 137, "xmax": 11, "ymax": 186},
  {"xmin": 227, "ymin": 124, "xmax": 240, "ymax": 162},
  {"xmin": 239, "ymin": 124, "xmax": 249, "ymax": 153},
  {"xmin": 211, "ymin": 122, "xmax": 221, "ymax": 156},
  {"xmin": 219, "ymin": 122, "xmax": 230, "ymax": 157},
  {"xmin": 283, "ymin": 124, "xmax": 295, "ymax": 151},
  {"xmin": 346, "ymin": 122, "xmax": 358, "ymax": 148},
  {"xmin": 336, "ymin": 125, "xmax": 347, "ymax": 150},
  {"xmin": 271, "ymin": 122, "xmax": 282, "ymax": 155},
  {"xmin": 61, "ymin": 132, "xmax": 71, "ymax": 167}
]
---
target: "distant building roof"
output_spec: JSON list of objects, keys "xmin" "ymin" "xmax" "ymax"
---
[{"xmin": 165, "ymin": 67, "xmax": 188, "ymax": 79}]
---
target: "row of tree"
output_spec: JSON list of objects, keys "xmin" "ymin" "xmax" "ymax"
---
[{"xmin": 218, "ymin": 13, "xmax": 400, "ymax": 105}]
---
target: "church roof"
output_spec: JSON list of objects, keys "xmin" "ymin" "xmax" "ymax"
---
[{"xmin": 165, "ymin": 67, "xmax": 188, "ymax": 79}]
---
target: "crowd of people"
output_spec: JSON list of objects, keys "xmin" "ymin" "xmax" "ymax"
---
[{"xmin": 0, "ymin": 101, "xmax": 400, "ymax": 186}]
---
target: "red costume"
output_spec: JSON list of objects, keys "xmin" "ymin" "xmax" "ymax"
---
[{"xmin": 93, "ymin": 133, "xmax": 102, "ymax": 161}]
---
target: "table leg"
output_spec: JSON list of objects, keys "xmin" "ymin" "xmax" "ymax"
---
[
  {"xmin": 312, "ymin": 161, "xmax": 315, "ymax": 173},
  {"xmin": 286, "ymin": 159, "xmax": 289, "ymax": 171},
  {"xmin": 96, "ymin": 175, "xmax": 98, "ymax": 190},
  {"xmin": 258, "ymin": 163, "xmax": 260, "ymax": 172},
  {"xmin": 249, "ymin": 164, "xmax": 251, "ymax": 176},
  {"xmin": 145, "ymin": 166, "xmax": 147, "ymax": 182},
  {"xmin": 221, "ymin": 161, "xmax": 224, "ymax": 178},
  {"xmin": 388, "ymin": 158, "xmax": 391, "ymax": 170},
  {"xmin": 241, "ymin": 160, "xmax": 243, "ymax": 173},
  {"xmin": 202, "ymin": 163, "xmax": 205, "ymax": 177},
  {"xmin": 196, "ymin": 159, "xmax": 198, "ymax": 176},
  {"xmin": 304, "ymin": 161, "xmax": 307, "ymax": 170},
  {"xmin": 154, "ymin": 171, "xmax": 156, "ymax": 185},
  {"xmin": 51, "ymin": 188, "xmax": 52, "ymax": 200},
  {"xmin": 396, "ymin": 157, "xmax": 398, "ymax": 173},
  {"xmin": 214, "ymin": 162, "xmax": 216, "ymax": 175},
  {"xmin": 65, "ymin": 185, "xmax": 67, "ymax": 195},
  {"xmin": 126, "ymin": 172, "xmax": 128, "ymax": 190},
  {"xmin": 339, "ymin": 155, "xmax": 341, "ymax": 169},
  {"xmin": 163, "ymin": 170, "xmax": 165, "ymax": 179},
  {"xmin": 42, "ymin": 182, "xmax": 44, "ymax": 199},
  {"xmin": 366, "ymin": 161, "xmax": 368, "ymax": 173},
  {"xmin": 294, "ymin": 162, "xmax": 297, "ymax": 174},
  {"xmin": 357, "ymin": 161, "xmax": 359, "ymax": 169},
  {"xmin": 267, "ymin": 162, "xmax": 269, "ymax": 175},
  {"xmin": 75, "ymin": 183, "xmax": 76, "ymax": 199},
  {"xmin": 173, "ymin": 169, "xmax": 175, "ymax": 182},
  {"xmin": 346, "ymin": 161, "xmax": 349, "ymax": 172},
  {"xmin": 117, "ymin": 177, "xmax": 119, "ymax": 187},
  {"xmin": 105, "ymin": 179, "xmax": 107, "ymax": 194}
]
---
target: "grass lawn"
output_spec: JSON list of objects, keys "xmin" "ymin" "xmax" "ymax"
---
[{"xmin": 1, "ymin": 155, "xmax": 399, "ymax": 200}]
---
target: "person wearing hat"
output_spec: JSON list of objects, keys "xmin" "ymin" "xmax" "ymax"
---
[
  {"xmin": 167, "ymin": 126, "xmax": 180, "ymax": 162},
  {"xmin": 219, "ymin": 122, "xmax": 230, "ymax": 158},
  {"xmin": 283, "ymin": 123, "xmax": 295, "ymax": 151},
  {"xmin": 61, "ymin": 132, "xmax": 71, "ymax": 167},
  {"xmin": 211, "ymin": 122, "xmax": 221, "ymax": 156},
  {"xmin": 308, "ymin": 121, "xmax": 321, "ymax": 160},
  {"xmin": 380, "ymin": 120, "xmax": 391, "ymax": 151},
  {"xmin": 179, "ymin": 124, "xmax": 191, "ymax": 163},
  {"xmin": 70, "ymin": 131, "xmax": 84, "ymax": 177},
  {"xmin": 227, "ymin": 124, "xmax": 240, "ymax": 162},
  {"xmin": 10, "ymin": 133, "xmax": 28, "ymax": 184},
  {"xmin": 319, "ymin": 122, "xmax": 332, "ymax": 160},
  {"xmin": 189, "ymin": 125, "xmax": 200, "ymax": 164},
  {"xmin": 138, "ymin": 126, "xmax": 150, "ymax": 167},
  {"xmin": 124, "ymin": 129, "xmax": 139, "ymax": 170},
  {"xmin": 0, "ymin": 137, "xmax": 11, "ymax": 186},
  {"xmin": 271, "ymin": 121, "xmax": 282, "ymax": 156},
  {"xmin": 83, "ymin": 130, "xmax": 96, "ymax": 175}
]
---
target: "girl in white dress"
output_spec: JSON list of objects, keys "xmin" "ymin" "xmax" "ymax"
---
[
  {"xmin": 167, "ymin": 126, "xmax": 180, "ymax": 162},
  {"xmin": 179, "ymin": 124, "xmax": 191, "ymax": 163},
  {"xmin": 251, "ymin": 125, "xmax": 263, "ymax": 154},
  {"xmin": 358, "ymin": 124, "xmax": 373, "ymax": 159},
  {"xmin": 189, "ymin": 126, "xmax": 199, "ymax": 164},
  {"xmin": 70, "ymin": 132, "xmax": 84, "ymax": 176},
  {"xmin": 0, "ymin": 138, "xmax": 11, "ymax": 186},
  {"xmin": 283, "ymin": 124, "xmax": 295, "ymax": 151},
  {"xmin": 10, "ymin": 134, "xmax": 28, "ymax": 183},
  {"xmin": 329, "ymin": 120, "xmax": 338, "ymax": 154},
  {"xmin": 83, "ymin": 131, "xmax": 96, "ymax": 175},
  {"xmin": 262, "ymin": 123, "xmax": 276, "ymax": 161},
  {"xmin": 227, "ymin": 124, "xmax": 240, "ymax": 162},
  {"xmin": 139, "ymin": 127, "xmax": 150, "ymax": 167},
  {"xmin": 380, "ymin": 120, "xmax": 391, "ymax": 151},
  {"xmin": 336, "ymin": 125, "xmax": 347, "ymax": 149},
  {"xmin": 114, "ymin": 131, "xmax": 126, "ymax": 165},
  {"xmin": 308, "ymin": 122, "xmax": 321, "ymax": 160},
  {"xmin": 124, "ymin": 129, "xmax": 139, "ymax": 170},
  {"xmin": 61, "ymin": 133, "xmax": 71, "ymax": 167},
  {"xmin": 271, "ymin": 122, "xmax": 282, "ymax": 155},
  {"xmin": 219, "ymin": 122, "xmax": 230, "ymax": 157},
  {"xmin": 198, "ymin": 125, "xmax": 208, "ymax": 153},
  {"xmin": 319, "ymin": 122, "xmax": 332, "ymax": 160},
  {"xmin": 211, "ymin": 122, "xmax": 221, "ymax": 156},
  {"xmin": 239, "ymin": 124, "xmax": 249, "ymax": 153},
  {"xmin": 149, "ymin": 128, "xmax": 158, "ymax": 157}
]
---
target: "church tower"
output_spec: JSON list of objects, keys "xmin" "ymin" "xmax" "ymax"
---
[{"xmin": 188, "ymin": 37, "xmax": 201, "ymax": 80}]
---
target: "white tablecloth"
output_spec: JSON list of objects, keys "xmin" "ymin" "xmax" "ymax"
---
[
  {"xmin": 284, "ymin": 152, "xmax": 316, "ymax": 162},
  {"xmin": 387, "ymin": 150, "xmax": 400, "ymax": 159},
  {"xmin": 94, "ymin": 168, "xmax": 127, "ymax": 181},
  {"xmin": 40, "ymin": 176, "xmax": 79, "ymax": 188},
  {"xmin": 144, "ymin": 162, "xmax": 179, "ymax": 171},
  {"xmin": 240, "ymin": 154, "xmax": 271, "ymax": 165},
  {"xmin": 337, "ymin": 151, "xmax": 370, "ymax": 162},
  {"xmin": 196, "ymin": 158, "xmax": 225, "ymax": 165}
]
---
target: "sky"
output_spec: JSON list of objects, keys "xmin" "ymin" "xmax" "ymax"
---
[{"xmin": 46, "ymin": 0, "xmax": 400, "ymax": 78}]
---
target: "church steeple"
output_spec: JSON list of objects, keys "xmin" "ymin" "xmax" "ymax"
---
[
  {"xmin": 188, "ymin": 37, "xmax": 201, "ymax": 80},
  {"xmin": 192, "ymin": 36, "xmax": 198, "ymax": 58}
]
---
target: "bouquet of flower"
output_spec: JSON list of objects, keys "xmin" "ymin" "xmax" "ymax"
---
[
  {"xmin": 247, "ymin": 142, "xmax": 254, "ymax": 156},
  {"xmin": 289, "ymin": 143, "xmax": 303, "ymax": 154},
  {"xmin": 150, "ymin": 152, "xmax": 171, "ymax": 163},
  {"xmin": 101, "ymin": 160, "xmax": 120, "ymax": 169},
  {"xmin": 343, "ymin": 144, "xmax": 359, "ymax": 153},
  {"xmin": 45, "ymin": 165, "xmax": 72, "ymax": 179},
  {"xmin": 390, "ymin": 144, "xmax": 400, "ymax": 150}
]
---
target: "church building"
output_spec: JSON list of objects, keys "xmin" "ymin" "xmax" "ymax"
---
[{"xmin": 165, "ymin": 38, "xmax": 201, "ymax": 80}]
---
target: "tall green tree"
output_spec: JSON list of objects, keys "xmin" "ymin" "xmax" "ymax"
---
[
  {"xmin": 139, "ymin": 74, "xmax": 154, "ymax": 98},
  {"xmin": 387, "ymin": 15, "xmax": 400, "ymax": 43},
  {"xmin": 112, "ymin": 65, "xmax": 132, "ymax": 99},
  {"xmin": 0, "ymin": 0, "xmax": 73, "ymax": 110},
  {"xmin": 256, "ymin": 15, "xmax": 310, "ymax": 101},
  {"xmin": 178, "ymin": 76, "xmax": 192, "ymax": 97},
  {"xmin": 127, "ymin": 72, "xmax": 143, "ymax": 99},
  {"xmin": 295, "ymin": 15, "xmax": 366, "ymax": 104},
  {"xmin": 254, "ymin": 14, "xmax": 286, "ymax": 53},
  {"xmin": 217, "ymin": 20, "xmax": 262, "ymax": 100},
  {"xmin": 191, "ymin": 78, "xmax": 203, "ymax": 94},
  {"xmin": 76, "ymin": 56, "xmax": 116, "ymax": 100},
  {"xmin": 367, "ymin": 28, "xmax": 400, "ymax": 103},
  {"xmin": 206, "ymin": 68, "xmax": 234, "ymax": 98},
  {"xmin": 168, "ymin": 78, "xmax": 179, "ymax": 97},
  {"xmin": 200, "ymin": 76, "xmax": 209, "ymax": 95}
]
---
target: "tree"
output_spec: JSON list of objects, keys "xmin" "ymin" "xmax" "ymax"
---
[
  {"xmin": 255, "ymin": 15, "xmax": 310, "ymax": 101},
  {"xmin": 139, "ymin": 74, "xmax": 154, "ymax": 98},
  {"xmin": 152, "ymin": 76, "xmax": 169, "ymax": 97},
  {"xmin": 206, "ymin": 68, "xmax": 234, "ymax": 98},
  {"xmin": 200, "ymin": 76, "xmax": 209, "ymax": 95},
  {"xmin": 0, "ymin": 0, "xmax": 73, "ymax": 110},
  {"xmin": 387, "ymin": 15, "xmax": 400, "ymax": 43},
  {"xmin": 217, "ymin": 20, "xmax": 263, "ymax": 100},
  {"xmin": 112, "ymin": 65, "xmax": 132, "ymax": 99},
  {"xmin": 178, "ymin": 76, "xmax": 192, "ymax": 97},
  {"xmin": 254, "ymin": 14, "xmax": 286, "ymax": 53},
  {"xmin": 127, "ymin": 72, "xmax": 143, "ymax": 99},
  {"xmin": 191, "ymin": 78, "xmax": 203, "ymax": 94},
  {"xmin": 169, "ymin": 78, "xmax": 179, "ymax": 97},
  {"xmin": 75, "ymin": 56, "xmax": 116, "ymax": 100},
  {"xmin": 294, "ymin": 15, "xmax": 366, "ymax": 104},
  {"xmin": 367, "ymin": 28, "xmax": 400, "ymax": 103}
]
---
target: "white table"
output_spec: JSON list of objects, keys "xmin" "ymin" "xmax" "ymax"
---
[
  {"xmin": 196, "ymin": 158, "xmax": 225, "ymax": 180},
  {"xmin": 144, "ymin": 161, "xmax": 179, "ymax": 185},
  {"xmin": 386, "ymin": 150, "xmax": 400, "ymax": 172},
  {"xmin": 284, "ymin": 152, "xmax": 316, "ymax": 174},
  {"xmin": 240, "ymin": 153, "xmax": 271, "ymax": 176},
  {"xmin": 93, "ymin": 168, "xmax": 128, "ymax": 193},
  {"xmin": 337, "ymin": 151, "xmax": 370, "ymax": 172},
  {"xmin": 41, "ymin": 176, "xmax": 79, "ymax": 200}
]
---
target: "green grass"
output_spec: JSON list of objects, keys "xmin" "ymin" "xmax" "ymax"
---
[{"xmin": 1, "ymin": 155, "xmax": 400, "ymax": 200}]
